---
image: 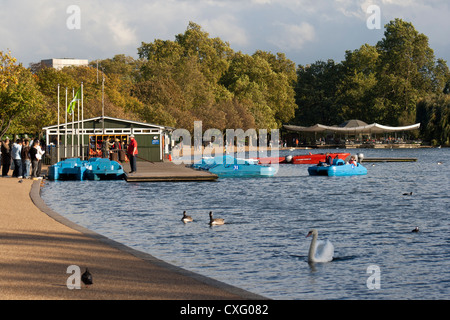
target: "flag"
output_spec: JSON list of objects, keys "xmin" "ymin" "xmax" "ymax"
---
[{"xmin": 67, "ymin": 87, "xmax": 81, "ymax": 115}]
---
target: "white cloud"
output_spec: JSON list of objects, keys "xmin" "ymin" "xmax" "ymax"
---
[
  {"xmin": 201, "ymin": 15, "xmax": 249, "ymax": 47},
  {"xmin": 269, "ymin": 22, "xmax": 316, "ymax": 51},
  {"xmin": 0, "ymin": 0, "xmax": 448, "ymax": 66}
]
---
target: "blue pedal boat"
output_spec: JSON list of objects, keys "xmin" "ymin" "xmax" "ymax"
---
[
  {"xmin": 84, "ymin": 158, "xmax": 125, "ymax": 180},
  {"xmin": 47, "ymin": 158, "xmax": 90, "ymax": 181},
  {"xmin": 308, "ymin": 159, "xmax": 367, "ymax": 176},
  {"xmin": 48, "ymin": 157, "xmax": 125, "ymax": 181},
  {"xmin": 192, "ymin": 155, "xmax": 276, "ymax": 178}
]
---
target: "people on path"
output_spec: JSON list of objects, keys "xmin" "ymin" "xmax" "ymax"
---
[
  {"xmin": 11, "ymin": 139, "xmax": 23, "ymax": 178},
  {"xmin": 36, "ymin": 140, "xmax": 45, "ymax": 177},
  {"xmin": 21, "ymin": 139, "xmax": 31, "ymax": 179},
  {"xmin": 127, "ymin": 134, "xmax": 138, "ymax": 173},
  {"xmin": 30, "ymin": 140, "xmax": 40, "ymax": 178},
  {"xmin": 1, "ymin": 137, "xmax": 11, "ymax": 177}
]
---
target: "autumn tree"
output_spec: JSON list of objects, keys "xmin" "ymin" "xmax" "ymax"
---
[{"xmin": 1, "ymin": 51, "xmax": 46, "ymax": 138}]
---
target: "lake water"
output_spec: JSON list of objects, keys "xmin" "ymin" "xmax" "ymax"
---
[{"xmin": 41, "ymin": 148, "xmax": 450, "ymax": 300}]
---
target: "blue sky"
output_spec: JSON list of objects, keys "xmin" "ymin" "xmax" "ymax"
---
[{"xmin": 1, "ymin": 0, "xmax": 449, "ymax": 67}]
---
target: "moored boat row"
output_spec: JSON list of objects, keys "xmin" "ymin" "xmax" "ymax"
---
[
  {"xmin": 192, "ymin": 155, "xmax": 276, "ymax": 178},
  {"xmin": 48, "ymin": 157, "xmax": 125, "ymax": 181}
]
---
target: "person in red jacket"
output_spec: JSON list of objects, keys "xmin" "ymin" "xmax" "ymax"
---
[{"xmin": 127, "ymin": 134, "xmax": 138, "ymax": 173}]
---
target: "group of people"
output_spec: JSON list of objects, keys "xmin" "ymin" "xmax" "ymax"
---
[
  {"xmin": 0, "ymin": 137, "xmax": 45, "ymax": 179},
  {"xmin": 321, "ymin": 153, "xmax": 358, "ymax": 166},
  {"xmin": 101, "ymin": 135, "xmax": 138, "ymax": 174}
]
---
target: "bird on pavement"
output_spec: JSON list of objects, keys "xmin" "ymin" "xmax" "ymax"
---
[{"xmin": 81, "ymin": 268, "xmax": 93, "ymax": 287}]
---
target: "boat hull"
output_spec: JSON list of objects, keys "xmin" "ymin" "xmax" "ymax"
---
[
  {"xmin": 292, "ymin": 153, "xmax": 350, "ymax": 164},
  {"xmin": 308, "ymin": 159, "xmax": 367, "ymax": 176},
  {"xmin": 256, "ymin": 157, "xmax": 286, "ymax": 164},
  {"xmin": 85, "ymin": 158, "xmax": 125, "ymax": 180},
  {"xmin": 48, "ymin": 158, "xmax": 124, "ymax": 181},
  {"xmin": 48, "ymin": 158, "xmax": 89, "ymax": 181},
  {"xmin": 209, "ymin": 163, "xmax": 276, "ymax": 177},
  {"xmin": 192, "ymin": 155, "xmax": 276, "ymax": 178}
]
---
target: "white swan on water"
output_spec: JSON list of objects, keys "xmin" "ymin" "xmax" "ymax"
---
[{"xmin": 306, "ymin": 229, "xmax": 334, "ymax": 263}]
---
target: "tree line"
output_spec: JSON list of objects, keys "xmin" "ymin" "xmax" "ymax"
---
[{"xmin": 1, "ymin": 19, "xmax": 449, "ymax": 145}]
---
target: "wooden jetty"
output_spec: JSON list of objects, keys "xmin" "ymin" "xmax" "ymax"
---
[
  {"xmin": 362, "ymin": 157, "xmax": 417, "ymax": 162},
  {"xmin": 122, "ymin": 161, "xmax": 218, "ymax": 182}
]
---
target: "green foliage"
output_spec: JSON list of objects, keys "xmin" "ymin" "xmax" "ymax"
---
[
  {"xmin": 1, "ymin": 63, "xmax": 46, "ymax": 138},
  {"xmin": 292, "ymin": 18, "xmax": 450, "ymax": 134},
  {"xmin": 416, "ymin": 95, "xmax": 450, "ymax": 146},
  {"xmin": 3, "ymin": 19, "xmax": 450, "ymax": 142},
  {"xmin": 295, "ymin": 59, "xmax": 342, "ymax": 126},
  {"xmin": 136, "ymin": 22, "xmax": 297, "ymax": 131}
]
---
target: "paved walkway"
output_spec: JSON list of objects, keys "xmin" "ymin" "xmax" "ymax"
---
[{"xmin": 0, "ymin": 176, "xmax": 265, "ymax": 300}]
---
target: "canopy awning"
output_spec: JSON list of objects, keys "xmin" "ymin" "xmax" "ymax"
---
[{"xmin": 284, "ymin": 123, "xmax": 420, "ymax": 134}]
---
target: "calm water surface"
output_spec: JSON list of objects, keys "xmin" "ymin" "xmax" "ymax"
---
[{"xmin": 41, "ymin": 148, "xmax": 450, "ymax": 299}]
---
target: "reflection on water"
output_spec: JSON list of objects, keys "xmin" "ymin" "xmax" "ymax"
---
[{"xmin": 41, "ymin": 148, "xmax": 450, "ymax": 299}]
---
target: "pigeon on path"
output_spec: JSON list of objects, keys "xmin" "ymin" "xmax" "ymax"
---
[{"xmin": 81, "ymin": 268, "xmax": 93, "ymax": 287}]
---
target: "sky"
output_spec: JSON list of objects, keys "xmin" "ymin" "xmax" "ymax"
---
[{"xmin": 1, "ymin": 0, "xmax": 449, "ymax": 67}]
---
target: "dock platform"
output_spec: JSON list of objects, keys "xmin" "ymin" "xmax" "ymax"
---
[
  {"xmin": 122, "ymin": 161, "xmax": 218, "ymax": 182},
  {"xmin": 362, "ymin": 157, "xmax": 417, "ymax": 162}
]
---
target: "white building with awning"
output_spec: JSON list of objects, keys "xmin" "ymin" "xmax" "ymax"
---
[{"xmin": 283, "ymin": 120, "xmax": 421, "ymax": 147}]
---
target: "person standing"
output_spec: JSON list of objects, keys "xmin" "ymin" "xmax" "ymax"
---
[
  {"xmin": 36, "ymin": 140, "xmax": 45, "ymax": 177},
  {"xmin": 30, "ymin": 140, "xmax": 39, "ymax": 178},
  {"xmin": 1, "ymin": 137, "xmax": 11, "ymax": 176},
  {"xmin": 21, "ymin": 139, "xmax": 31, "ymax": 179},
  {"xmin": 102, "ymin": 137, "xmax": 114, "ymax": 158},
  {"xmin": 127, "ymin": 134, "xmax": 138, "ymax": 173},
  {"xmin": 11, "ymin": 139, "xmax": 23, "ymax": 178}
]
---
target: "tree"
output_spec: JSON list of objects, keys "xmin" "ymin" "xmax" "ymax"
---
[
  {"xmin": 175, "ymin": 22, "xmax": 234, "ymax": 84},
  {"xmin": 416, "ymin": 94, "xmax": 450, "ymax": 146},
  {"xmin": 221, "ymin": 51, "xmax": 297, "ymax": 129},
  {"xmin": 294, "ymin": 59, "xmax": 342, "ymax": 126},
  {"xmin": 376, "ymin": 18, "xmax": 449, "ymax": 125},
  {"xmin": 1, "ymin": 62, "xmax": 46, "ymax": 138},
  {"xmin": 337, "ymin": 44, "xmax": 380, "ymax": 122}
]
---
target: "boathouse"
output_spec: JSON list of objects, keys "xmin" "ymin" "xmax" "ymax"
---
[
  {"xmin": 283, "ymin": 120, "xmax": 421, "ymax": 148},
  {"xmin": 43, "ymin": 116, "xmax": 173, "ymax": 164}
]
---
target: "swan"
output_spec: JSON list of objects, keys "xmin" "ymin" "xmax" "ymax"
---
[
  {"xmin": 181, "ymin": 211, "xmax": 193, "ymax": 223},
  {"xmin": 209, "ymin": 211, "xmax": 225, "ymax": 226},
  {"xmin": 306, "ymin": 229, "xmax": 334, "ymax": 263}
]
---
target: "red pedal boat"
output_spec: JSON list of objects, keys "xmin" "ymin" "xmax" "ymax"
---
[
  {"xmin": 291, "ymin": 152, "xmax": 350, "ymax": 164},
  {"xmin": 256, "ymin": 152, "xmax": 350, "ymax": 164}
]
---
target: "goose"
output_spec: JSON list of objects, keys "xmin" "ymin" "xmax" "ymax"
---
[
  {"xmin": 209, "ymin": 211, "xmax": 225, "ymax": 226},
  {"xmin": 306, "ymin": 229, "xmax": 334, "ymax": 263},
  {"xmin": 181, "ymin": 211, "xmax": 193, "ymax": 223}
]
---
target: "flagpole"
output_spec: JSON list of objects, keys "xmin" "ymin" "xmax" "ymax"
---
[
  {"xmin": 65, "ymin": 87, "xmax": 68, "ymax": 159},
  {"xmin": 57, "ymin": 84, "xmax": 60, "ymax": 162},
  {"xmin": 81, "ymin": 82, "xmax": 84, "ymax": 160},
  {"xmin": 77, "ymin": 95, "xmax": 80, "ymax": 158},
  {"xmin": 102, "ymin": 74, "xmax": 105, "ymax": 134},
  {"xmin": 72, "ymin": 88, "xmax": 74, "ymax": 157}
]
